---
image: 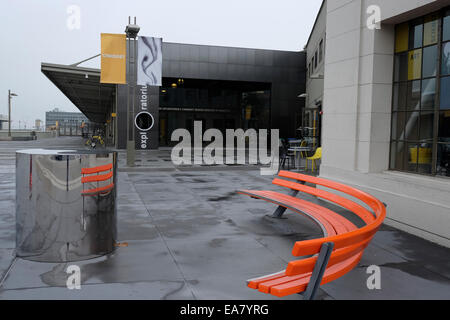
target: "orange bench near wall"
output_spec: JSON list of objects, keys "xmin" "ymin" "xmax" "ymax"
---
[{"xmin": 237, "ymin": 170, "xmax": 386, "ymax": 300}]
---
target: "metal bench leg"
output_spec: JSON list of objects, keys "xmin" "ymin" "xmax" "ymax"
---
[
  {"xmin": 270, "ymin": 181, "xmax": 305, "ymax": 219},
  {"xmin": 271, "ymin": 189, "xmax": 299, "ymax": 219},
  {"xmin": 302, "ymin": 242, "xmax": 334, "ymax": 300}
]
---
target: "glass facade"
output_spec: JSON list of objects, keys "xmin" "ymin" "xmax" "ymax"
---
[
  {"xmin": 158, "ymin": 78, "xmax": 271, "ymax": 146},
  {"xmin": 392, "ymin": 11, "xmax": 450, "ymax": 177}
]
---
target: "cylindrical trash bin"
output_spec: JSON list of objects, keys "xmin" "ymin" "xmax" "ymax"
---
[{"xmin": 15, "ymin": 149, "xmax": 117, "ymax": 262}]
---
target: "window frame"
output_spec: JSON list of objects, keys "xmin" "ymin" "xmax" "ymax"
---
[{"xmin": 390, "ymin": 10, "xmax": 446, "ymax": 177}]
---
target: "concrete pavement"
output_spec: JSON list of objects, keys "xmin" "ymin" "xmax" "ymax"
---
[{"xmin": 0, "ymin": 137, "xmax": 449, "ymax": 299}]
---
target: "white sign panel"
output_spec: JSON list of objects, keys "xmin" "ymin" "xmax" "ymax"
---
[{"xmin": 137, "ymin": 36, "xmax": 162, "ymax": 86}]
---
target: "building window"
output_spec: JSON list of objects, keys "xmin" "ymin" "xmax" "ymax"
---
[
  {"xmin": 391, "ymin": 11, "xmax": 450, "ymax": 177},
  {"xmin": 312, "ymin": 57, "xmax": 315, "ymax": 73},
  {"xmin": 319, "ymin": 39, "xmax": 324, "ymax": 63},
  {"xmin": 314, "ymin": 51, "xmax": 318, "ymax": 69}
]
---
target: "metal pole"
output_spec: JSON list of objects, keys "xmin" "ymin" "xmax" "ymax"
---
[
  {"xmin": 8, "ymin": 90, "xmax": 11, "ymax": 137},
  {"xmin": 125, "ymin": 17, "xmax": 139, "ymax": 167},
  {"xmin": 126, "ymin": 35, "xmax": 135, "ymax": 166}
]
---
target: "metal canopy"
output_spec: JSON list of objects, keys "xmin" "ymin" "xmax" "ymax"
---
[{"xmin": 41, "ymin": 63, "xmax": 115, "ymax": 123}]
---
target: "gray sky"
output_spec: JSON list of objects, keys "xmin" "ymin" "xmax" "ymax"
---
[{"xmin": 0, "ymin": 0, "xmax": 322, "ymax": 129}]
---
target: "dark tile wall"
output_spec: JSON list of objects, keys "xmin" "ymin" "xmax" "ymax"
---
[
  {"xmin": 117, "ymin": 42, "xmax": 306, "ymax": 148},
  {"xmin": 162, "ymin": 42, "xmax": 306, "ymax": 138}
]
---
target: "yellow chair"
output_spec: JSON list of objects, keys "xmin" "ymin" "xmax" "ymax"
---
[
  {"xmin": 299, "ymin": 140, "xmax": 308, "ymax": 159},
  {"xmin": 306, "ymin": 147, "xmax": 322, "ymax": 172},
  {"xmin": 409, "ymin": 147, "xmax": 432, "ymax": 164}
]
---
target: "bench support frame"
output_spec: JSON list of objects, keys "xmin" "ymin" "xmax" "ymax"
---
[
  {"xmin": 271, "ymin": 181, "xmax": 305, "ymax": 219},
  {"xmin": 270, "ymin": 189, "xmax": 299, "ymax": 219},
  {"xmin": 301, "ymin": 241, "xmax": 334, "ymax": 300}
]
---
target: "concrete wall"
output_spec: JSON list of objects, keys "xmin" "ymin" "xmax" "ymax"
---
[
  {"xmin": 321, "ymin": 0, "xmax": 450, "ymax": 247},
  {"xmin": 305, "ymin": 0, "xmax": 327, "ymax": 112},
  {"xmin": 0, "ymin": 131, "xmax": 56, "ymax": 140}
]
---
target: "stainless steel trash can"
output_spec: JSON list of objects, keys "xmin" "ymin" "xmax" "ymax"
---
[{"xmin": 15, "ymin": 149, "xmax": 117, "ymax": 262}]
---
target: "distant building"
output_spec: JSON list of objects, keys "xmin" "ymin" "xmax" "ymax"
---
[
  {"xmin": 45, "ymin": 108, "xmax": 89, "ymax": 130},
  {"xmin": 0, "ymin": 114, "xmax": 7, "ymax": 130},
  {"xmin": 35, "ymin": 119, "xmax": 43, "ymax": 131}
]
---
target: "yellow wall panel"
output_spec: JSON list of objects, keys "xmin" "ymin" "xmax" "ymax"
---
[
  {"xmin": 396, "ymin": 23, "xmax": 409, "ymax": 53},
  {"xmin": 408, "ymin": 49, "xmax": 422, "ymax": 80}
]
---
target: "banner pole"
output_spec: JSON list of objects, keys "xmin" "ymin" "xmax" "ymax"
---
[{"xmin": 125, "ymin": 17, "xmax": 140, "ymax": 167}]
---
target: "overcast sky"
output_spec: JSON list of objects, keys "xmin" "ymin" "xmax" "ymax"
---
[{"xmin": 0, "ymin": 0, "xmax": 322, "ymax": 129}]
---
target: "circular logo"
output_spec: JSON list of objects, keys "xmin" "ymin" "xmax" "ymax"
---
[{"xmin": 134, "ymin": 112, "xmax": 155, "ymax": 132}]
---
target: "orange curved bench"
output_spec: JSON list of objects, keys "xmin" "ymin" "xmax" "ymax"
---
[{"xmin": 237, "ymin": 170, "xmax": 386, "ymax": 300}]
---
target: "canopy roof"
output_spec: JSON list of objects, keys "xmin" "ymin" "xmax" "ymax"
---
[{"xmin": 41, "ymin": 63, "xmax": 115, "ymax": 123}]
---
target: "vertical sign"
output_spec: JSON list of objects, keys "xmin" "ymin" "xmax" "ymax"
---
[
  {"xmin": 134, "ymin": 85, "xmax": 159, "ymax": 150},
  {"xmin": 101, "ymin": 33, "xmax": 126, "ymax": 84},
  {"xmin": 137, "ymin": 37, "xmax": 163, "ymax": 86}
]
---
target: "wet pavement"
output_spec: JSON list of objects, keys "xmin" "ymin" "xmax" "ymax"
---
[{"xmin": 0, "ymin": 137, "xmax": 449, "ymax": 299}]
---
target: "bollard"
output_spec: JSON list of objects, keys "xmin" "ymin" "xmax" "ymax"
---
[{"xmin": 15, "ymin": 149, "xmax": 117, "ymax": 262}]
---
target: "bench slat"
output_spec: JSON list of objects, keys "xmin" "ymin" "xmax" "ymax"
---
[
  {"xmin": 250, "ymin": 238, "xmax": 370, "ymax": 293},
  {"xmin": 286, "ymin": 236, "xmax": 372, "ymax": 276},
  {"xmin": 258, "ymin": 273, "xmax": 310, "ymax": 294},
  {"xmin": 279, "ymin": 171, "xmax": 382, "ymax": 217},
  {"xmin": 238, "ymin": 190, "xmax": 359, "ymax": 236},
  {"xmin": 268, "ymin": 191, "xmax": 357, "ymax": 235},
  {"xmin": 238, "ymin": 190, "xmax": 336, "ymax": 237},
  {"xmin": 247, "ymin": 271, "xmax": 286, "ymax": 289},
  {"xmin": 269, "ymin": 251, "xmax": 364, "ymax": 297},
  {"xmin": 273, "ymin": 178, "xmax": 375, "ymax": 225}
]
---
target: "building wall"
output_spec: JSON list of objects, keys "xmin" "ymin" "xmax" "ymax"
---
[
  {"xmin": 305, "ymin": 0, "xmax": 327, "ymax": 146},
  {"xmin": 161, "ymin": 42, "xmax": 306, "ymax": 139},
  {"xmin": 116, "ymin": 43, "xmax": 306, "ymax": 149},
  {"xmin": 45, "ymin": 110, "xmax": 89, "ymax": 128},
  {"xmin": 321, "ymin": 0, "xmax": 450, "ymax": 247},
  {"xmin": 305, "ymin": 0, "xmax": 327, "ymax": 112}
]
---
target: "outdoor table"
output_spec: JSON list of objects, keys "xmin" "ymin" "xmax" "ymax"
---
[
  {"xmin": 288, "ymin": 139, "xmax": 303, "ymax": 146},
  {"xmin": 15, "ymin": 149, "xmax": 117, "ymax": 262}
]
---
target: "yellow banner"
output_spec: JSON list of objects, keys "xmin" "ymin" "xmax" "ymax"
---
[
  {"xmin": 408, "ymin": 49, "xmax": 422, "ymax": 80},
  {"xmin": 101, "ymin": 33, "xmax": 126, "ymax": 84}
]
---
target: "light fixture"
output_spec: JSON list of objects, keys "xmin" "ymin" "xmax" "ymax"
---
[{"xmin": 298, "ymin": 93, "xmax": 308, "ymax": 98}]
